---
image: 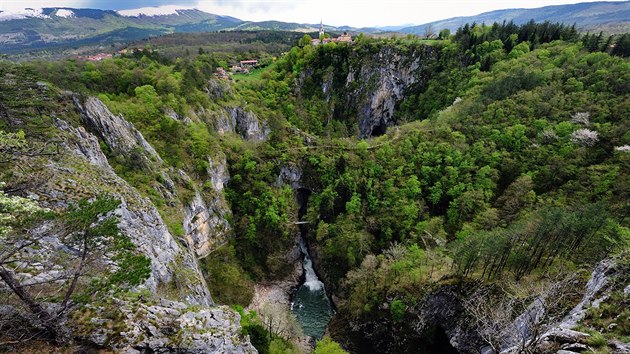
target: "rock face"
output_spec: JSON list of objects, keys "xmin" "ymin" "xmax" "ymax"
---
[
  {"xmin": 557, "ymin": 258, "xmax": 616, "ymax": 329},
  {"xmin": 277, "ymin": 164, "xmax": 303, "ymax": 190},
  {"xmin": 183, "ymin": 190, "xmax": 231, "ymax": 258},
  {"xmin": 352, "ymin": 46, "xmax": 432, "ymax": 137},
  {"xmin": 299, "ymin": 45, "xmax": 439, "ymax": 138},
  {"xmin": 55, "ymin": 118, "xmax": 110, "ymax": 169},
  {"xmin": 84, "ymin": 299, "xmax": 256, "ymax": 354},
  {"xmin": 1, "ymin": 79, "xmax": 254, "ymax": 351},
  {"xmin": 74, "ymin": 96, "xmax": 234, "ymax": 260},
  {"xmin": 217, "ymin": 107, "xmax": 269, "ymax": 141},
  {"xmin": 181, "ymin": 155, "xmax": 232, "ymax": 258},
  {"xmin": 116, "ymin": 300, "xmax": 256, "ymax": 354},
  {"xmin": 498, "ymin": 257, "xmax": 629, "ymax": 354},
  {"xmin": 338, "ymin": 284, "xmax": 480, "ymax": 354},
  {"xmin": 58, "ymin": 115, "xmax": 213, "ymax": 306},
  {"xmin": 117, "ymin": 196, "xmax": 213, "ymax": 306},
  {"xmin": 74, "ymin": 96, "xmax": 162, "ymax": 162}
]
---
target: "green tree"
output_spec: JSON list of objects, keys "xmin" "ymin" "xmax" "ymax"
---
[
  {"xmin": 313, "ymin": 336, "xmax": 348, "ymax": 354},
  {"xmin": 390, "ymin": 299, "xmax": 406, "ymax": 322},
  {"xmin": 299, "ymin": 34, "xmax": 313, "ymax": 47}
]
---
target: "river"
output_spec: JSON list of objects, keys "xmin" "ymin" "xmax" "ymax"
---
[{"xmin": 291, "ymin": 189, "xmax": 333, "ymax": 339}]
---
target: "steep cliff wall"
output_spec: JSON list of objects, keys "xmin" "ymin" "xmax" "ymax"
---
[
  {"xmin": 0, "ymin": 74, "xmax": 254, "ymax": 351},
  {"xmin": 298, "ymin": 44, "xmax": 439, "ymax": 137},
  {"xmin": 215, "ymin": 106, "xmax": 270, "ymax": 141},
  {"xmin": 74, "ymin": 95, "xmax": 234, "ymax": 259}
]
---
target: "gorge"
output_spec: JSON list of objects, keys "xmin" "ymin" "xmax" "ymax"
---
[{"xmin": 1, "ymin": 18, "xmax": 629, "ymax": 354}]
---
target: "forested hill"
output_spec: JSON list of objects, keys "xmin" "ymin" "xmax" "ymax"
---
[
  {"xmin": 401, "ymin": 0, "xmax": 630, "ymax": 35},
  {"xmin": 0, "ymin": 20, "xmax": 629, "ymax": 353},
  {"xmin": 0, "ymin": 7, "xmax": 374, "ymax": 55}
]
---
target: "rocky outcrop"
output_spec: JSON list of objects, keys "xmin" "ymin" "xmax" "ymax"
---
[
  {"xmin": 558, "ymin": 258, "xmax": 616, "ymax": 329},
  {"xmin": 118, "ymin": 196, "xmax": 213, "ymax": 306},
  {"xmin": 73, "ymin": 96, "xmax": 162, "ymax": 163},
  {"xmin": 277, "ymin": 164, "xmax": 303, "ymax": 190},
  {"xmin": 498, "ymin": 257, "xmax": 629, "ymax": 354},
  {"xmin": 183, "ymin": 191, "xmax": 230, "ymax": 258},
  {"xmin": 1, "ymin": 75, "xmax": 253, "ymax": 353},
  {"xmin": 55, "ymin": 118, "xmax": 212, "ymax": 306},
  {"xmin": 55, "ymin": 118, "xmax": 110, "ymax": 169},
  {"xmin": 208, "ymin": 155, "xmax": 230, "ymax": 192},
  {"xmin": 205, "ymin": 79, "xmax": 231, "ymax": 100},
  {"xmin": 215, "ymin": 108, "xmax": 236, "ymax": 135},
  {"xmin": 181, "ymin": 157, "xmax": 232, "ymax": 258},
  {"xmin": 217, "ymin": 107, "xmax": 270, "ymax": 141},
  {"xmin": 87, "ymin": 299, "xmax": 256, "ymax": 353}
]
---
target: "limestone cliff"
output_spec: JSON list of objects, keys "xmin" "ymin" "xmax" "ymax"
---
[
  {"xmin": 0, "ymin": 78, "xmax": 255, "ymax": 351},
  {"xmin": 298, "ymin": 44, "xmax": 439, "ymax": 137},
  {"xmin": 181, "ymin": 156, "xmax": 232, "ymax": 258},
  {"xmin": 216, "ymin": 106, "xmax": 270, "ymax": 141},
  {"xmin": 74, "ymin": 96, "xmax": 162, "ymax": 164},
  {"xmin": 74, "ymin": 95, "xmax": 233, "ymax": 259}
]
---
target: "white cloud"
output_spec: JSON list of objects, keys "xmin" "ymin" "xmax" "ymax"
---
[
  {"xmin": 0, "ymin": 0, "xmax": 627, "ymax": 27},
  {"xmin": 195, "ymin": 0, "xmax": 628, "ymax": 27}
]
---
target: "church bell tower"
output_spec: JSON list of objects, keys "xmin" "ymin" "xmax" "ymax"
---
[{"xmin": 319, "ymin": 20, "xmax": 325, "ymax": 39}]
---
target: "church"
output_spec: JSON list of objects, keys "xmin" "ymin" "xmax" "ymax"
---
[{"xmin": 310, "ymin": 21, "xmax": 353, "ymax": 45}]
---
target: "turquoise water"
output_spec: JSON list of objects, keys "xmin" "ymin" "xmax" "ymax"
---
[{"xmin": 292, "ymin": 238, "xmax": 334, "ymax": 338}]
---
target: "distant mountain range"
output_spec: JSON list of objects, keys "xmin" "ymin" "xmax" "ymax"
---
[
  {"xmin": 1, "ymin": 1, "xmax": 629, "ymax": 54},
  {"xmin": 0, "ymin": 6, "xmax": 371, "ymax": 54},
  {"xmin": 399, "ymin": 1, "xmax": 630, "ymax": 35}
]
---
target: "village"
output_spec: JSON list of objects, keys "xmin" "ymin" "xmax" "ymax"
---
[
  {"xmin": 214, "ymin": 24, "xmax": 353, "ymax": 80},
  {"xmin": 76, "ymin": 22, "xmax": 353, "ymax": 82},
  {"xmin": 77, "ymin": 48, "xmax": 134, "ymax": 62},
  {"xmin": 310, "ymin": 21, "xmax": 353, "ymax": 45},
  {"xmin": 214, "ymin": 59, "xmax": 260, "ymax": 80}
]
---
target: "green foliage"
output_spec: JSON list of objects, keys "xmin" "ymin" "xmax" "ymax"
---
[
  {"xmin": 243, "ymin": 323, "xmax": 271, "ymax": 354},
  {"xmin": 201, "ymin": 245, "xmax": 254, "ymax": 306},
  {"xmin": 452, "ymin": 204, "xmax": 622, "ymax": 279},
  {"xmin": 0, "ymin": 130, "xmax": 27, "ymax": 162},
  {"xmin": 109, "ymin": 253, "xmax": 152, "ymax": 286},
  {"xmin": 6, "ymin": 24, "xmax": 628, "ymax": 336},
  {"xmin": 66, "ymin": 196, "xmax": 151, "ymax": 289},
  {"xmin": 234, "ymin": 305, "xmax": 299, "ymax": 354},
  {"xmin": 313, "ymin": 336, "xmax": 349, "ymax": 354},
  {"xmin": 269, "ymin": 338, "xmax": 300, "ymax": 354},
  {"xmin": 583, "ymin": 331, "xmax": 607, "ymax": 347},
  {"xmin": 0, "ymin": 181, "xmax": 50, "ymax": 237},
  {"xmin": 65, "ymin": 196, "xmax": 120, "ymax": 234},
  {"xmin": 299, "ymin": 34, "xmax": 313, "ymax": 47},
  {"xmin": 390, "ymin": 299, "xmax": 406, "ymax": 322},
  {"xmin": 225, "ymin": 148, "xmax": 296, "ymax": 280}
]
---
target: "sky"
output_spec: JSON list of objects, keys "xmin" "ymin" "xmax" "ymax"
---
[{"xmin": 0, "ymin": 0, "xmax": 627, "ymax": 27}]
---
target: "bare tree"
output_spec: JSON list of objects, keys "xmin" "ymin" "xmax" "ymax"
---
[
  {"xmin": 463, "ymin": 271, "xmax": 579, "ymax": 353},
  {"xmin": 0, "ymin": 130, "xmax": 59, "ymax": 164},
  {"xmin": 259, "ymin": 303, "xmax": 303, "ymax": 341},
  {"xmin": 0, "ymin": 189, "xmax": 120, "ymax": 345},
  {"xmin": 424, "ymin": 24, "xmax": 436, "ymax": 39}
]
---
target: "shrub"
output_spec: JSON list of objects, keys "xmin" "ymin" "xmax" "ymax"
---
[{"xmin": 390, "ymin": 299, "xmax": 406, "ymax": 323}]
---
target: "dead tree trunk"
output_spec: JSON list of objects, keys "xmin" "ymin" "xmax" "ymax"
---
[{"xmin": 0, "ymin": 267, "xmax": 67, "ymax": 344}]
